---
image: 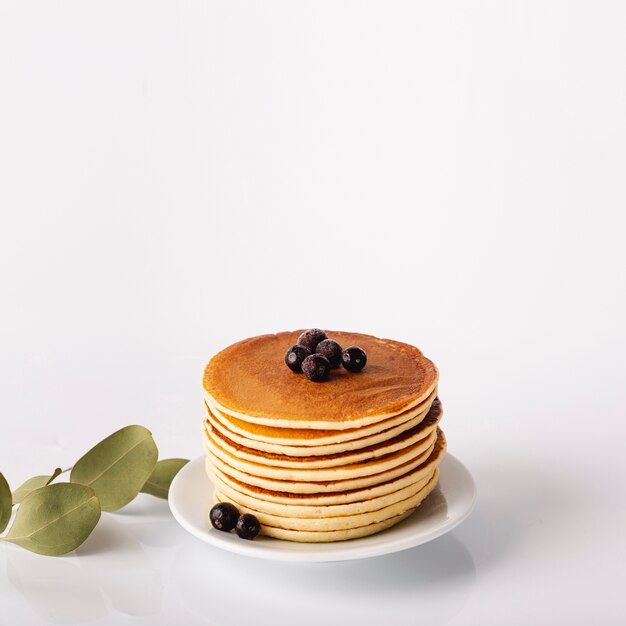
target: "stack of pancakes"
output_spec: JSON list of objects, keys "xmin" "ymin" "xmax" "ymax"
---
[{"xmin": 202, "ymin": 330, "xmax": 446, "ymax": 542}]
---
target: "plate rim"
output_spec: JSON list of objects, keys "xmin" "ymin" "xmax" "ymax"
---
[{"xmin": 168, "ymin": 452, "xmax": 476, "ymax": 563}]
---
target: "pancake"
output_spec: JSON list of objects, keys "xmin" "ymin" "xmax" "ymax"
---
[
  {"xmin": 202, "ymin": 400, "xmax": 441, "ymax": 469},
  {"xmin": 204, "ymin": 387, "xmax": 438, "ymax": 447},
  {"xmin": 201, "ymin": 330, "xmax": 446, "ymax": 543},
  {"xmin": 203, "ymin": 426, "xmax": 437, "ymax": 481},
  {"xmin": 261, "ymin": 510, "xmax": 415, "ymax": 542},
  {"xmin": 206, "ymin": 428, "xmax": 444, "ymax": 494},
  {"xmin": 208, "ymin": 463, "xmax": 436, "ymax": 518},
  {"xmin": 213, "ymin": 470, "xmax": 440, "ymax": 542},
  {"xmin": 204, "ymin": 396, "xmax": 441, "ymax": 457},
  {"xmin": 213, "ymin": 469, "xmax": 439, "ymax": 532},
  {"xmin": 203, "ymin": 330, "xmax": 438, "ymax": 429},
  {"xmin": 206, "ymin": 442, "xmax": 435, "ymax": 494},
  {"xmin": 206, "ymin": 430, "xmax": 446, "ymax": 506}
]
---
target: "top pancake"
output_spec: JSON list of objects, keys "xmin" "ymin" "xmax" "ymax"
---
[{"xmin": 203, "ymin": 330, "xmax": 438, "ymax": 428}]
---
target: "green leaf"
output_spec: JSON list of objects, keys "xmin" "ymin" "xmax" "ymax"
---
[
  {"xmin": 12, "ymin": 468, "xmax": 63, "ymax": 505},
  {"xmin": 0, "ymin": 473, "xmax": 11, "ymax": 534},
  {"xmin": 70, "ymin": 425, "xmax": 158, "ymax": 512},
  {"xmin": 1, "ymin": 483, "xmax": 101, "ymax": 555},
  {"xmin": 141, "ymin": 458, "xmax": 189, "ymax": 499}
]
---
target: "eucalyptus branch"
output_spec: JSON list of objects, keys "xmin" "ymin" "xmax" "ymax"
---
[{"xmin": 0, "ymin": 426, "xmax": 189, "ymax": 555}]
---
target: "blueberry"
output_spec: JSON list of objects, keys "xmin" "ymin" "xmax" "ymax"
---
[
  {"xmin": 302, "ymin": 353, "xmax": 331, "ymax": 382},
  {"xmin": 285, "ymin": 344, "xmax": 311, "ymax": 373},
  {"xmin": 316, "ymin": 339, "xmax": 343, "ymax": 368},
  {"xmin": 341, "ymin": 346, "xmax": 367, "ymax": 372},
  {"xmin": 236, "ymin": 513, "xmax": 261, "ymax": 540},
  {"xmin": 210, "ymin": 502, "xmax": 240, "ymax": 532},
  {"xmin": 297, "ymin": 328, "xmax": 327, "ymax": 353}
]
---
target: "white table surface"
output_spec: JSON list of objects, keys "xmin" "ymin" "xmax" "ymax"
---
[{"xmin": 1, "ymin": 1, "xmax": 625, "ymax": 624}]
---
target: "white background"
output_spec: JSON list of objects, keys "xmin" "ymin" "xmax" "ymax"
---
[{"xmin": 1, "ymin": 1, "xmax": 625, "ymax": 624}]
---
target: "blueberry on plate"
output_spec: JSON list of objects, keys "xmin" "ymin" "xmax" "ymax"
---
[
  {"xmin": 210, "ymin": 502, "xmax": 240, "ymax": 532},
  {"xmin": 236, "ymin": 513, "xmax": 261, "ymax": 540}
]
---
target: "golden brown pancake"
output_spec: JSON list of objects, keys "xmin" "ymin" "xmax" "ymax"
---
[
  {"xmin": 203, "ymin": 330, "xmax": 438, "ymax": 429},
  {"xmin": 201, "ymin": 330, "xmax": 445, "ymax": 542}
]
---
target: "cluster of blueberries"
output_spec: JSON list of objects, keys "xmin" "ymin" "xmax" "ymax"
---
[
  {"xmin": 209, "ymin": 502, "xmax": 260, "ymax": 540},
  {"xmin": 285, "ymin": 328, "xmax": 367, "ymax": 382}
]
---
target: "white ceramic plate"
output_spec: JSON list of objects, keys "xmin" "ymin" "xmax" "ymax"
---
[{"xmin": 169, "ymin": 453, "xmax": 476, "ymax": 562}]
